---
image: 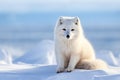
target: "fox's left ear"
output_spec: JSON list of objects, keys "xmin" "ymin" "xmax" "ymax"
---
[
  {"xmin": 74, "ymin": 16, "xmax": 80, "ymax": 25},
  {"xmin": 59, "ymin": 16, "xmax": 63, "ymax": 25}
]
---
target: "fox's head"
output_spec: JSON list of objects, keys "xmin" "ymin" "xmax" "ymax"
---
[{"xmin": 54, "ymin": 16, "xmax": 84, "ymax": 40}]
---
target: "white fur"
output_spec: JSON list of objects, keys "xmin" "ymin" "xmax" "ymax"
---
[{"xmin": 54, "ymin": 16, "xmax": 107, "ymax": 73}]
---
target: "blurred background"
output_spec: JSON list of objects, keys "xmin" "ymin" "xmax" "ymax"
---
[{"xmin": 0, "ymin": 0, "xmax": 120, "ymax": 57}]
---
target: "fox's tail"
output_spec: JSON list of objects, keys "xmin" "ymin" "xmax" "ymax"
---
[{"xmin": 76, "ymin": 59, "xmax": 108, "ymax": 70}]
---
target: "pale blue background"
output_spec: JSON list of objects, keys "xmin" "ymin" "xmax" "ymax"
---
[{"xmin": 0, "ymin": 0, "xmax": 120, "ymax": 55}]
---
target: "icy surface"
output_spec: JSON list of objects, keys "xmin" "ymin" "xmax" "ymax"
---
[{"xmin": 0, "ymin": 40, "xmax": 120, "ymax": 80}]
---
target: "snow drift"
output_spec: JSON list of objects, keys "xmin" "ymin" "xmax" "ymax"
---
[
  {"xmin": 14, "ymin": 40, "xmax": 56, "ymax": 65},
  {"xmin": 0, "ymin": 40, "xmax": 120, "ymax": 80}
]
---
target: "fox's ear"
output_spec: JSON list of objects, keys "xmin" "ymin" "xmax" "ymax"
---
[
  {"xmin": 74, "ymin": 16, "xmax": 80, "ymax": 25},
  {"xmin": 59, "ymin": 16, "xmax": 63, "ymax": 25}
]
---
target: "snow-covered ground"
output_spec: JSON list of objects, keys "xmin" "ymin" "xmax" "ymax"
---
[{"xmin": 0, "ymin": 40, "xmax": 120, "ymax": 80}]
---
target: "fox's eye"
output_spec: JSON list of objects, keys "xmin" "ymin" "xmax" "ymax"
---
[
  {"xmin": 75, "ymin": 22, "xmax": 78, "ymax": 25},
  {"xmin": 71, "ymin": 29, "xmax": 75, "ymax": 31},
  {"xmin": 62, "ymin": 28, "xmax": 66, "ymax": 31}
]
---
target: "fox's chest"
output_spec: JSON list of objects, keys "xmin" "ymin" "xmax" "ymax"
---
[{"xmin": 60, "ymin": 41, "xmax": 81, "ymax": 55}]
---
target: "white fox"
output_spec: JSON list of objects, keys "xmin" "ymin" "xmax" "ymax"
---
[{"xmin": 54, "ymin": 16, "xmax": 107, "ymax": 73}]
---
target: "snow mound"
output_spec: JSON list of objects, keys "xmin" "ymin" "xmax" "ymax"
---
[
  {"xmin": 0, "ymin": 64, "xmax": 35, "ymax": 71},
  {"xmin": 96, "ymin": 51, "xmax": 119, "ymax": 66},
  {"xmin": 0, "ymin": 40, "xmax": 120, "ymax": 80},
  {"xmin": 94, "ymin": 74, "xmax": 120, "ymax": 80},
  {"xmin": 0, "ymin": 65, "xmax": 120, "ymax": 80},
  {"xmin": 0, "ymin": 49, "xmax": 12, "ymax": 64},
  {"xmin": 14, "ymin": 40, "xmax": 56, "ymax": 65},
  {"xmin": 46, "ymin": 69, "xmax": 107, "ymax": 80}
]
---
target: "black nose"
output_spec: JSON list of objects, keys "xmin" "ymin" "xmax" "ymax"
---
[{"xmin": 66, "ymin": 35, "xmax": 70, "ymax": 39}]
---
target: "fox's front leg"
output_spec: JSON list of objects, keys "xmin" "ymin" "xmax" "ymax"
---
[
  {"xmin": 66, "ymin": 54, "xmax": 80, "ymax": 72},
  {"xmin": 56, "ymin": 52, "xmax": 65, "ymax": 73}
]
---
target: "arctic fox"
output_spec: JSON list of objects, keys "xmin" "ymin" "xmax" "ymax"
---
[{"xmin": 54, "ymin": 16, "xmax": 107, "ymax": 73}]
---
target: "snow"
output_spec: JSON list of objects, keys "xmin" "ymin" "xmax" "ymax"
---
[
  {"xmin": 46, "ymin": 69, "xmax": 107, "ymax": 80},
  {"xmin": 94, "ymin": 74, "xmax": 120, "ymax": 80},
  {"xmin": 0, "ymin": 65, "xmax": 120, "ymax": 80},
  {"xmin": 0, "ymin": 40, "xmax": 120, "ymax": 80},
  {"xmin": 0, "ymin": 49, "xmax": 12, "ymax": 64},
  {"xmin": 14, "ymin": 40, "xmax": 56, "ymax": 65},
  {"xmin": 96, "ymin": 51, "xmax": 119, "ymax": 66}
]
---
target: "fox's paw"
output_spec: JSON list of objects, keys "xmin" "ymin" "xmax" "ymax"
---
[
  {"xmin": 56, "ymin": 67, "xmax": 65, "ymax": 73},
  {"xmin": 66, "ymin": 67, "xmax": 74, "ymax": 72}
]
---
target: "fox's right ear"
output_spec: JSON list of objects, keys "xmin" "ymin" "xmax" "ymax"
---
[
  {"xmin": 58, "ymin": 16, "xmax": 63, "ymax": 25},
  {"xmin": 74, "ymin": 16, "xmax": 80, "ymax": 25}
]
